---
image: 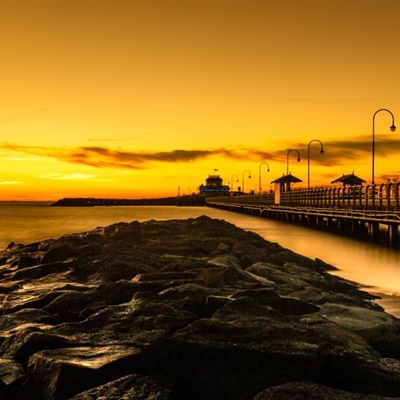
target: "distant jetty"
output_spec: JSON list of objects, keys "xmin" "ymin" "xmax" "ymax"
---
[{"xmin": 51, "ymin": 196, "xmax": 205, "ymax": 207}]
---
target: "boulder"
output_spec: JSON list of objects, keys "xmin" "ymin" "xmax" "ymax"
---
[
  {"xmin": 24, "ymin": 346, "xmax": 144, "ymax": 400},
  {"xmin": 68, "ymin": 373, "xmax": 173, "ymax": 400},
  {"xmin": 253, "ymin": 381, "xmax": 398, "ymax": 399},
  {"xmin": 0, "ymin": 216, "xmax": 397, "ymax": 399},
  {"xmin": 0, "ymin": 358, "xmax": 25, "ymax": 397}
]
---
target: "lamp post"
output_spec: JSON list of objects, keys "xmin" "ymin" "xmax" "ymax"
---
[
  {"xmin": 258, "ymin": 162, "xmax": 270, "ymax": 194},
  {"xmin": 286, "ymin": 149, "xmax": 301, "ymax": 175},
  {"xmin": 231, "ymin": 175, "xmax": 239, "ymax": 191},
  {"xmin": 307, "ymin": 139, "xmax": 324, "ymax": 190},
  {"xmin": 372, "ymin": 109, "xmax": 396, "ymax": 185},
  {"xmin": 242, "ymin": 170, "xmax": 251, "ymax": 194}
]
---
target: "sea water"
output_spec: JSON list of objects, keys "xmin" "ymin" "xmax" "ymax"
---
[{"xmin": 1, "ymin": 201, "xmax": 400, "ymax": 316}]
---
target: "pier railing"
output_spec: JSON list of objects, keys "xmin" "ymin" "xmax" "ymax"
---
[
  {"xmin": 205, "ymin": 183, "xmax": 400, "ymax": 211},
  {"xmin": 205, "ymin": 183, "xmax": 400, "ymax": 247}
]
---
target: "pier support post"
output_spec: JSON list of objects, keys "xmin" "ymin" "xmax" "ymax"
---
[
  {"xmin": 370, "ymin": 222, "xmax": 380, "ymax": 243},
  {"xmin": 390, "ymin": 224, "xmax": 399, "ymax": 247}
]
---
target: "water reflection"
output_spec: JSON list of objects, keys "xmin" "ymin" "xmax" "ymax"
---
[
  {"xmin": 216, "ymin": 210, "xmax": 400, "ymax": 317},
  {"xmin": 1, "ymin": 203, "xmax": 399, "ymax": 316}
]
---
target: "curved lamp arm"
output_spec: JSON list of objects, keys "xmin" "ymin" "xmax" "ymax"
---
[
  {"xmin": 286, "ymin": 149, "xmax": 301, "ymax": 175},
  {"xmin": 242, "ymin": 170, "xmax": 252, "ymax": 194},
  {"xmin": 258, "ymin": 162, "xmax": 270, "ymax": 194},
  {"xmin": 307, "ymin": 139, "xmax": 324, "ymax": 190},
  {"xmin": 372, "ymin": 109, "xmax": 396, "ymax": 185}
]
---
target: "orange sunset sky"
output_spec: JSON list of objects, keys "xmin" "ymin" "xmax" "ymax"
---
[{"xmin": 1, "ymin": 0, "xmax": 400, "ymax": 201}]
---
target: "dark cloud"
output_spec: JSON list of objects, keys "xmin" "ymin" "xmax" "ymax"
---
[
  {"xmin": 144, "ymin": 149, "xmax": 214, "ymax": 162},
  {"xmin": 0, "ymin": 143, "xmax": 279, "ymax": 169},
  {"xmin": 287, "ymin": 135, "xmax": 400, "ymax": 167},
  {"xmin": 88, "ymin": 136, "xmax": 145, "ymax": 142},
  {"xmin": 1, "ymin": 134, "xmax": 399, "ymax": 171}
]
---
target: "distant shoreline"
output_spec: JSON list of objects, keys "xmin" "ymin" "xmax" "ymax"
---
[{"xmin": 51, "ymin": 196, "xmax": 206, "ymax": 207}]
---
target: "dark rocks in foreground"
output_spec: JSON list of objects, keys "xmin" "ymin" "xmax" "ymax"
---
[{"xmin": 0, "ymin": 216, "xmax": 399, "ymax": 399}]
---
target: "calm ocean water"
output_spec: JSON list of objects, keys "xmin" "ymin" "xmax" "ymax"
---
[{"xmin": 1, "ymin": 201, "xmax": 400, "ymax": 316}]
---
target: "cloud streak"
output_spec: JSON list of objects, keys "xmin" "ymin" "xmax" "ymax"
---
[
  {"xmin": 1, "ymin": 135, "xmax": 399, "ymax": 171},
  {"xmin": 0, "ymin": 181, "xmax": 22, "ymax": 185},
  {"xmin": 0, "ymin": 143, "xmax": 280, "ymax": 169},
  {"xmin": 42, "ymin": 173, "xmax": 97, "ymax": 181},
  {"xmin": 289, "ymin": 135, "xmax": 400, "ymax": 168}
]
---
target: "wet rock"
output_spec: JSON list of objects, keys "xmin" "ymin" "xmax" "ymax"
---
[
  {"xmin": 69, "ymin": 373, "xmax": 173, "ymax": 400},
  {"xmin": 207, "ymin": 254, "xmax": 242, "ymax": 268},
  {"xmin": 156, "ymin": 313, "xmax": 322, "ymax": 399},
  {"xmin": 247, "ymin": 261, "xmax": 314, "ymax": 289},
  {"xmin": 230, "ymin": 287, "xmax": 320, "ymax": 315},
  {"xmin": 0, "ymin": 358, "xmax": 25, "ymax": 397},
  {"xmin": 0, "ymin": 216, "xmax": 398, "ymax": 399},
  {"xmin": 0, "ymin": 331, "xmax": 77, "ymax": 368},
  {"xmin": 0, "ymin": 281, "xmax": 21, "ymax": 294},
  {"xmin": 8, "ymin": 260, "xmax": 74, "ymax": 281},
  {"xmin": 104, "ymin": 221, "xmax": 142, "ymax": 242},
  {"xmin": 253, "ymin": 381, "xmax": 398, "ymax": 399},
  {"xmin": 314, "ymin": 302, "xmax": 400, "ymax": 340},
  {"xmin": 42, "ymin": 281, "xmax": 138, "ymax": 322},
  {"xmin": 40, "ymin": 244, "xmax": 77, "ymax": 264},
  {"xmin": 196, "ymin": 265, "xmax": 264, "ymax": 288},
  {"xmin": 10, "ymin": 255, "xmax": 39, "ymax": 269},
  {"xmin": 24, "ymin": 346, "xmax": 144, "ymax": 400},
  {"xmin": 0, "ymin": 309, "xmax": 55, "ymax": 340}
]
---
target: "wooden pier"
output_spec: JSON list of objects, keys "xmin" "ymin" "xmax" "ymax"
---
[{"xmin": 205, "ymin": 183, "xmax": 400, "ymax": 248}]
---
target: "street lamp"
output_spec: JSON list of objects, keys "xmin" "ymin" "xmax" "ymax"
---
[
  {"xmin": 286, "ymin": 149, "xmax": 301, "ymax": 175},
  {"xmin": 258, "ymin": 162, "xmax": 270, "ymax": 194},
  {"xmin": 231, "ymin": 175, "xmax": 239, "ymax": 191},
  {"xmin": 307, "ymin": 139, "xmax": 324, "ymax": 189},
  {"xmin": 242, "ymin": 170, "xmax": 251, "ymax": 194},
  {"xmin": 372, "ymin": 109, "xmax": 396, "ymax": 185}
]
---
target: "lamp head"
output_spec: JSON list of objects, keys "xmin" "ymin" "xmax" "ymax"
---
[
  {"xmin": 267, "ymin": 168, "xmax": 270, "ymax": 172},
  {"xmin": 297, "ymin": 157, "xmax": 301, "ymax": 162},
  {"xmin": 390, "ymin": 124, "xmax": 396, "ymax": 132},
  {"xmin": 249, "ymin": 175, "xmax": 252, "ymax": 178},
  {"xmin": 320, "ymin": 149, "xmax": 325, "ymax": 154}
]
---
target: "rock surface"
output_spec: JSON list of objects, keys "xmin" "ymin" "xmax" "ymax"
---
[{"xmin": 0, "ymin": 216, "xmax": 399, "ymax": 399}]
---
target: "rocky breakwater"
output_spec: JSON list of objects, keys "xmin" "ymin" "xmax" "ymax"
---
[{"xmin": 0, "ymin": 216, "xmax": 400, "ymax": 399}]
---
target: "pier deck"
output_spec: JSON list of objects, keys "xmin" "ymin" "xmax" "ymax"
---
[{"xmin": 206, "ymin": 183, "xmax": 400, "ymax": 247}]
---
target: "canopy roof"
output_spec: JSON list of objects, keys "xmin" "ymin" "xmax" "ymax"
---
[
  {"xmin": 331, "ymin": 173, "xmax": 366, "ymax": 186},
  {"xmin": 271, "ymin": 174, "xmax": 303, "ymax": 184}
]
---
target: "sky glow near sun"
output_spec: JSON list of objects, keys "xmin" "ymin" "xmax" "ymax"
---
[{"xmin": 0, "ymin": 0, "xmax": 400, "ymax": 201}]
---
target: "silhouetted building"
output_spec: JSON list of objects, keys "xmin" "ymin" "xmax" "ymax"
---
[
  {"xmin": 331, "ymin": 172, "xmax": 365, "ymax": 187},
  {"xmin": 271, "ymin": 173, "xmax": 303, "ymax": 192},
  {"xmin": 199, "ymin": 175, "xmax": 230, "ymax": 197}
]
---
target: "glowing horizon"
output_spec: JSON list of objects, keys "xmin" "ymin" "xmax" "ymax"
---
[{"xmin": 1, "ymin": 1, "xmax": 399, "ymax": 201}]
